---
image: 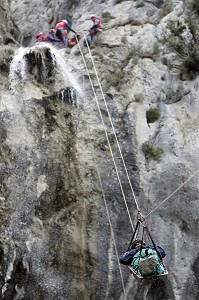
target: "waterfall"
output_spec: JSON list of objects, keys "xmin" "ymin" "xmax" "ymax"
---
[
  {"xmin": 9, "ymin": 47, "xmax": 28, "ymax": 88},
  {"xmin": 49, "ymin": 46, "xmax": 83, "ymax": 96},
  {"xmin": 0, "ymin": 42, "xmax": 88, "ymax": 299},
  {"xmin": 9, "ymin": 43, "xmax": 83, "ymax": 97},
  {"xmin": 5, "ymin": 44, "xmax": 83, "ymax": 229}
]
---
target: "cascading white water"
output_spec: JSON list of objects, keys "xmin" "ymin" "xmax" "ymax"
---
[
  {"xmin": 1, "ymin": 42, "xmax": 88, "ymax": 299},
  {"xmin": 49, "ymin": 45, "xmax": 83, "ymax": 97},
  {"xmin": 9, "ymin": 43, "xmax": 83, "ymax": 98},
  {"xmin": 9, "ymin": 47, "xmax": 28, "ymax": 88}
]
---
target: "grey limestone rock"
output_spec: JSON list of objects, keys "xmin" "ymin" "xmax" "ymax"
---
[{"xmin": 1, "ymin": 0, "xmax": 199, "ymax": 299}]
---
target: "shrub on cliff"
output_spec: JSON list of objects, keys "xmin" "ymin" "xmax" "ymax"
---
[
  {"xmin": 142, "ymin": 142, "xmax": 163, "ymax": 160},
  {"xmin": 146, "ymin": 108, "xmax": 160, "ymax": 123},
  {"xmin": 180, "ymin": 47, "xmax": 199, "ymax": 80},
  {"xmin": 105, "ymin": 71, "xmax": 124, "ymax": 91},
  {"xmin": 101, "ymin": 11, "xmax": 114, "ymax": 23},
  {"xmin": 165, "ymin": 18, "xmax": 199, "ymax": 80},
  {"xmin": 192, "ymin": 0, "xmax": 199, "ymax": 14}
]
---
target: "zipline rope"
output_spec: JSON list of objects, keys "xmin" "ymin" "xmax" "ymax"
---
[
  {"xmin": 145, "ymin": 167, "xmax": 199, "ymax": 218},
  {"xmin": 76, "ymin": 36, "xmax": 134, "ymax": 230},
  {"xmin": 77, "ymin": 36, "xmax": 128, "ymax": 297},
  {"xmin": 97, "ymin": 166, "xmax": 127, "ymax": 299},
  {"xmin": 83, "ymin": 32, "xmax": 140, "ymax": 212}
]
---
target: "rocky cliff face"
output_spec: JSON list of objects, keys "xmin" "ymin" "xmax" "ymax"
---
[{"xmin": 1, "ymin": 0, "xmax": 199, "ymax": 299}]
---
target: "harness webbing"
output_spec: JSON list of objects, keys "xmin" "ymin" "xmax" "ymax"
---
[{"xmin": 77, "ymin": 36, "xmax": 134, "ymax": 230}]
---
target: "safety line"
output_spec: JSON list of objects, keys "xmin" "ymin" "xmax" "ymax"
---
[
  {"xmin": 96, "ymin": 166, "xmax": 127, "ymax": 299},
  {"xmin": 76, "ymin": 37, "xmax": 134, "ymax": 230},
  {"xmin": 145, "ymin": 167, "xmax": 199, "ymax": 218},
  {"xmin": 83, "ymin": 33, "xmax": 140, "ymax": 212}
]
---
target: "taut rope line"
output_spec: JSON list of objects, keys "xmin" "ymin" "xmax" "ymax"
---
[
  {"xmin": 83, "ymin": 32, "xmax": 140, "ymax": 212},
  {"xmin": 97, "ymin": 167, "xmax": 127, "ymax": 299},
  {"xmin": 77, "ymin": 37, "xmax": 134, "ymax": 230}
]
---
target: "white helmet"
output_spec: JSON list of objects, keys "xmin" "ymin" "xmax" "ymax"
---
[{"xmin": 90, "ymin": 15, "xmax": 96, "ymax": 19}]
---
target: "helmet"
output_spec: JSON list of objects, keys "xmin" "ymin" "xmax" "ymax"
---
[
  {"xmin": 36, "ymin": 32, "xmax": 43, "ymax": 38},
  {"xmin": 58, "ymin": 19, "xmax": 67, "ymax": 23},
  {"xmin": 49, "ymin": 29, "xmax": 56, "ymax": 34},
  {"xmin": 90, "ymin": 15, "xmax": 96, "ymax": 19}
]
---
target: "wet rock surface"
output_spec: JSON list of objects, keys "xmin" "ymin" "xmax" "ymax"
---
[{"xmin": 0, "ymin": 0, "xmax": 199, "ymax": 299}]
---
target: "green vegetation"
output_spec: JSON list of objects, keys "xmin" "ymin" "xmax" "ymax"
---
[
  {"xmin": 136, "ymin": 0, "xmax": 145, "ymax": 8},
  {"xmin": 180, "ymin": 46, "xmax": 199, "ymax": 80},
  {"xmin": 165, "ymin": 21, "xmax": 187, "ymax": 56},
  {"xmin": 185, "ymin": 16, "xmax": 198, "ymax": 41},
  {"xmin": 142, "ymin": 142, "xmax": 163, "ymax": 160},
  {"xmin": 146, "ymin": 108, "xmax": 161, "ymax": 123},
  {"xmin": 159, "ymin": 2, "xmax": 172, "ymax": 20},
  {"xmin": 164, "ymin": 17, "xmax": 199, "ymax": 80},
  {"xmin": 166, "ymin": 37, "xmax": 185, "ymax": 56},
  {"xmin": 167, "ymin": 20, "xmax": 186, "ymax": 37},
  {"xmin": 192, "ymin": 0, "xmax": 199, "ymax": 14},
  {"xmin": 101, "ymin": 11, "xmax": 114, "ymax": 23},
  {"xmin": 105, "ymin": 71, "xmax": 124, "ymax": 91},
  {"xmin": 183, "ymin": 0, "xmax": 199, "ymax": 14}
]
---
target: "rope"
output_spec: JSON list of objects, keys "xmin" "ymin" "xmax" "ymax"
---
[
  {"xmin": 145, "ymin": 167, "xmax": 199, "ymax": 218},
  {"xmin": 77, "ymin": 35, "xmax": 127, "ymax": 295},
  {"xmin": 97, "ymin": 167, "xmax": 127, "ymax": 299},
  {"xmin": 76, "ymin": 36, "xmax": 134, "ymax": 230},
  {"xmin": 83, "ymin": 32, "xmax": 140, "ymax": 212}
]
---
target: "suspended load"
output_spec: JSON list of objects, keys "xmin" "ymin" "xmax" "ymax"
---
[{"xmin": 120, "ymin": 212, "xmax": 168, "ymax": 281}]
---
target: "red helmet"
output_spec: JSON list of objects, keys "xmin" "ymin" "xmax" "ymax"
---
[
  {"xmin": 36, "ymin": 32, "xmax": 43, "ymax": 38},
  {"xmin": 49, "ymin": 29, "xmax": 56, "ymax": 34}
]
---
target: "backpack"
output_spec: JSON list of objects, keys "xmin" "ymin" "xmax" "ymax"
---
[{"xmin": 132, "ymin": 248, "xmax": 164, "ymax": 277}]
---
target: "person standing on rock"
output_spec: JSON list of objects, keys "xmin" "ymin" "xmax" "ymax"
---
[
  {"xmin": 55, "ymin": 19, "xmax": 76, "ymax": 46},
  {"xmin": 86, "ymin": 15, "xmax": 103, "ymax": 46},
  {"xmin": 45, "ymin": 29, "xmax": 60, "ymax": 44}
]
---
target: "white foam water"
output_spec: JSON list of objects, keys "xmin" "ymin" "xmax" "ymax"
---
[
  {"xmin": 49, "ymin": 45, "xmax": 83, "ymax": 96},
  {"xmin": 9, "ymin": 44, "xmax": 83, "ymax": 96},
  {"xmin": 9, "ymin": 47, "xmax": 28, "ymax": 88}
]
